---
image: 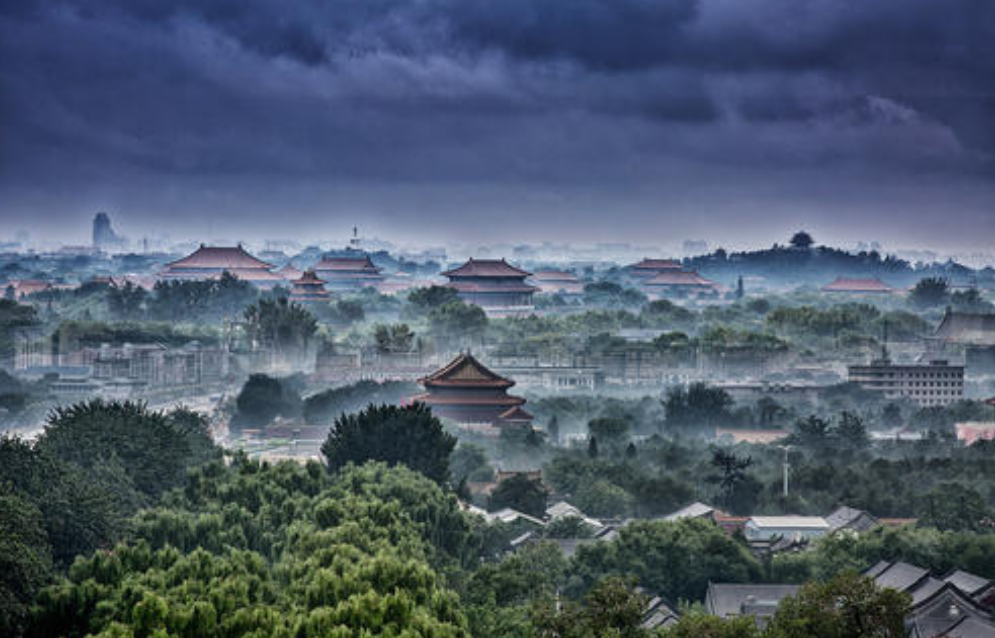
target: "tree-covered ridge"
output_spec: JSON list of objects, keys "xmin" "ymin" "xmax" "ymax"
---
[{"xmin": 30, "ymin": 460, "xmax": 473, "ymax": 638}]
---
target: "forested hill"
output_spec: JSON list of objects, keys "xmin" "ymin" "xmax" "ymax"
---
[{"xmin": 684, "ymin": 243, "xmax": 987, "ymax": 288}]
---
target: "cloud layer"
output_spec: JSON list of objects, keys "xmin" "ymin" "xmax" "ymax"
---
[{"xmin": 0, "ymin": 0, "xmax": 992, "ymax": 248}]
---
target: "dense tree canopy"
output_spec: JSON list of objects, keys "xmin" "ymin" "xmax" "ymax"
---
[{"xmin": 321, "ymin": 403, "xmax": 456, "ymax": 485}]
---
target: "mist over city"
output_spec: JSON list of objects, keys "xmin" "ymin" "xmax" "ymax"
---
[{"xmin": 2, "ymin": 1, "xmax": 995, "ymax": 637}]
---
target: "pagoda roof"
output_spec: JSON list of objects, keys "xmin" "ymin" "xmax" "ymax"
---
[
  {"xmin": 644, "ymin": 270, "xmax": 717, "ymax": 287},
  {"xmin": 629, "ymin": 258, "xmax": 682, "ymax": 271},
  {"xmin": 164, "ymin": 244, "xmax": 273, "ymax": 270},
  {"xmin": 442, "ymin": 258, "xmax": 531, "ymax": 278},
  {"xmin": 293, "ymin": 269, "xmax": 327, "ymax": 285},
  {"xmin": 498, "ymin": 405, "xmax": 534, "ymax": 422},
  {"xmin": 314, "ymin": 255, "xmax": 381, "ymax": 273},
  {"xmin": 420, "ymin": 352, "xmax": 515, "ymax": 389},
  {"xmin": 821, "ymin": 277, "xmax": 894, "ymax": 293}
]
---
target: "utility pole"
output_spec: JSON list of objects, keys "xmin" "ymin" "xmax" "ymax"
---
[{"xmin": 778, "ymin": 445, "xmax": 792, "ymax": 497}]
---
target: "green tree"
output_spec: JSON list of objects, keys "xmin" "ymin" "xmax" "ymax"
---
[
  {"xmin": 767, "ymin": 572, "xmax": 909, "ymax": 638},
  {"xmin": 664, "ymin": 383, "xmax": 734, "ymax": 429},
  {"xmin": 36, "ymin": 399, "xmax": 218, "ymax": 500},
  {"xmin": 789, "ymin": 231, "xmax": 815, "ymax": 249},
  {"xmin": 489, "ymin": 474, "xmax": 547, "ymax": 518},
  {"xmin": 659, "ymin": 610, "xmax": 762, "ymax": 638},
  {"xmin": 570, "ymin": 519, "xmax": 761, "ymax": 601},
  {"xmin": 909, "ymin": 277, "xmax": 949, "ymax": 308},
  {"xmin": 532, "ymin": 577, "xmax": 649, "ymax": 638},
  {"xmin": 321, "ymin": 403, "xmax": 456, "ymax": 485},
  {"xmin": 588, "ymin": 417, "xmax": 630, "ymax": 449},
  {"xmin": 373, "ymin": 323, "xmax": 416, "ymax": 354},
  {"xmin": 232, "ymin": 373, "xmax": 302, "ymax": 428},
  {"xmin": 708, "ymin": 449, "xmax": 753, "ymax": 511},
  {"xmin": 243, "ymin": 296, "xmax": 318, "ymax": 351},
  {"xmin": 918, "ymin": 483, "xmax": 992, "ymax": 532},
  {"xmin": 428, "ymin": 301, "xmax": 488, "ymax": 347},
  {"xmin": 408, "ymin": 285, "xmax": 460, "ymax": 313},
  {"xmin": 450, "ymin": 443, "xmax": 495, "ymax": 483},
  {"xmin": 0, "ymin": 491, "xmax": 52, "ymax": 637}
]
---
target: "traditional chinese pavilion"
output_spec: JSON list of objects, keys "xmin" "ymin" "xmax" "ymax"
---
[
  {"xmin": 627, "ymin": 258, "xmax": 683, "ymax": 279},
  {"xmin": 158, "ymin": 244, "xmax": 284, "ymax": 287},
  {"xmin": 532, "ymin": 270, "xmax": 584, "ymax": 295},
  {"xmin": 289, "ymin": 269, "xmax": 330, "ymax": 303},
  {"xmin": 412, "ymin": 352, "xmax": 532, "ymax": 429},
  {"xmin": 313, "ymin": 255, "xmax": 384, "ymax": 291},
  {"xmin": 277, "ymin": 263, "xmax": 303, "ymax": 281},
  {"xmin": 442, "ymin": 258, "xmax": 538, "ymax": 315}
]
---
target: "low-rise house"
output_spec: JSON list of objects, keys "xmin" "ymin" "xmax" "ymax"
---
[
  {"xmin": 825, "ymin": 506, "xmax": 879, "ymax": 533},
  {"xmin": 744, "ymin": 516, "xmax": 830, "ymax": 542},
  {"xmin": 705, "ymin": 583, "xmax": 801, "ymax": 627},
  {"xmin": 865, "ymin": 561, "xmax": 995, "ymax": 637}
]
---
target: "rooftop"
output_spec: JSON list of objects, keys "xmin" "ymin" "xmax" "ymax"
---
[
  {"xmin": 164, "ymin": 244, "xmax": 273, "ymax": 271},
  {"xmin": 442, "ymin": 258, "xmax": 532, "ymax": 278},
  {"xmin": 419, "ymin": 352, "xmax": 515, "ymax": 389},
  {"xmin": 821, "ymin": 277, "xmax": 895, "ymax": 293},
  {"xmin": 748, "ymin": 516, "xmax": 830, "ymax": 529}
]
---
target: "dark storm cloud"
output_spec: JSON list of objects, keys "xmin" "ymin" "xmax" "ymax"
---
[{"xmin": 0, "ymin": 0, "xmax": 992, "ymax": 248}]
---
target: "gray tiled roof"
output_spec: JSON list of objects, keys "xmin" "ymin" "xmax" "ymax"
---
[
  {"xmin": 873, "ymin": 561, "xmax": 930, "ymax": 592},
  {"xmin": 945, "ymin": 570, "xmax": 993, "ymax": 596},
  {"xmin": 706, "ymin": 583, "xmax": 801, "ymax": 618}
]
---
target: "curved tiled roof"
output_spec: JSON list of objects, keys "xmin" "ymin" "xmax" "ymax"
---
[
  {"xmin": 442, "ymin": 258, "xmax": 531, "ymax": 278},
  {"xmin": 164, "ymin": 245, "xmax": 273, "ymax": 270},
  {"xmin": 314, "ymin": 255, "xmax": 381, "ymax": 273},
  {"xmin": 419, "ymin": 352, "xmax": 514, "ymax": 388},
  {"xmin": 644, "ymin": 270, "xmax": 717, "ymax": 287}
]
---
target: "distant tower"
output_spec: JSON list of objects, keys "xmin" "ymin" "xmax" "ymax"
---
[
  {"xmin": 736, "ymin": 276, "xmax": 744, "ymax": 299},
  {"xmin": 349, "ymin": 226, "xmax": 361, "ymax": 249},
  {"xmin": 92, "ymin": 212, "xmax": 122, "ymax": 251}
]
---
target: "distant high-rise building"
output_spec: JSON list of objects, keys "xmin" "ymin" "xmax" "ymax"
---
[{"xmin": 92, "ymin": 212, "xmax": 123, "ymax": 251}]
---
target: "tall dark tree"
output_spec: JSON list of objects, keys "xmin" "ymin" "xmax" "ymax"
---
[
  {"xmin": 243, "ymin": 297, "xmax": 317, "ymax": 351},
  {"xmin": 0, "ymin": 490, "xmax": 52, "ymax": 637},
  {"xmin": 488, "ymin": 474, "xmax": 547, "ymax": 518},
  {"xmin": 321, "ymin": 403, "xmax": 456, "ymax": 485},
  {"xmin": 909, "ymin": 277, "xmax": 950, "ymax": 308},
  {"xmin": 708, "ymin": 449, "xmax": 753, "ymax": 510},
  {"xmin": 789, "ymin": 231, "xmax": 815, "ymax": 249}
]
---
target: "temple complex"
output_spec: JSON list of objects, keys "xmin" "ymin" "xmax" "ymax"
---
[
  {"xmin": 532, "ymin": 270, "xmax": 584, "ymax": 295},
  {"xmin": 442, "ymin": 258, "xmax": 538, "ymax": 316},
  {"xmin": 313, "ymin": 255, "xmax": 384, "ymax": 291},
  {"xmin": 158, "ymin": 244, "xmax": 284, "ymax": 287},
  {"xmin": 411, "ymin": 352, "xmax": 533, "ymax": 432},
  {"xmin": 277, "ymin": 263, "xmax": 303, "ymax": 281},
  {"xmin": 289, "ymin": 269, "xmax": 330, "ymax": 304}
]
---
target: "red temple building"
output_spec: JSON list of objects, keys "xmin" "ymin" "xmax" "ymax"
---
[
  {"xmin": 442, "ymin": 258, "xmax": 538, "ymax": 316},
  {"xmin": 411, "ymin": 352, "xmax": 533, "ymax": 431},
  {"xmin": 313, "ymin": 255, "xmax": 384, "ymax": 291},
  {"xmin": 627, "ymin": 258, "xmax": 683, "ymax": 279},
  {"xmin": 277, "ymin": 263, "xmax": 303, "ymax": 282},
  {"xmin": 289, "ymin": 269, "xmax": 330, "ymax": 303},
  {"xmin": 158, "ymin": 244, "xmax": 284, "ymax": 287}
]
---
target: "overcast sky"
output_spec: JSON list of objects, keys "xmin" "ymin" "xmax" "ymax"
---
[{"xmin": 0, "ymin": 0, "xmax": 993, "ymax": 251}]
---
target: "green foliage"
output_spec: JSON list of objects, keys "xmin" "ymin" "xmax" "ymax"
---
[
  {"xmin": 659, "ymin": 610, "xmax": 762, "ymax": 638},
  {"xmin": 583, "ymin": 282, "xmax": 647, "ymax": 308},
  {"xmin": 29, "ymin": 461, "xmax": 472, "ymax": 638},
  {"xmin": 569, "ymin": 519, "xmax": 761, "ymax": 601},
  {"xmin": 321, "ymin": 403, "xmax": 456, "ymax": 485},
  {"xmin": 233, "ymin": 374, "xmax": 302, "ymax": 428},
  {"xmin": 0, "ymin": 299, "xmax": 39, "ymax": 361},
  {"xmin": 373, "ymin": 323, "xmax": 416, "ymax": 353},
  {"xmin": 766, "ymin": 572, "xmax": 909, "ymax": 638},
  {"xmin": 407, "ymin": 286, "xmax": 460, "ymax": 313},
  {"xmin": 489, "ymin": 474, "xmax": 547, "ymax": 518},
  {"xmin": 149, "ymin": 271, "xmax": 258, "ymax": 323},
  {"xmin": 574, "ymin": 479, "xmax": 634, "ymax": 518},
  {"xmin": 303, "ymin": 380, "xmax": 418, "ymax": 425},
  {"xmin": 37, "ymin": 399, "xmax": 219, "ymax": 501},
  {"xmin": 450, "ymin": 443, "xmax": 495, "ymax": 483},
  {"xmin": 243, "ymin": 296, "xmax": 318, "ymax": 351},
  {"xmin": 664, "ymin": 383, "xmax": 734, "ymax": 429},
  {"xmin": 588, "ymin": 417, "xmax": 630, "ymax": 448},
  {"xmin": 429, "ymin": 301, "xmax": 488, "ymax": 346},
  {"xmin": 532, "ymin": 577, "xmax": 649, "ymax": 638},
  {"xmin": 909, "ymin": 277, "xmax": 949, "ymax": 308},
  {"xmin": 0, "ymin": 490, "xmax": 52, "ymax": 637}
]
